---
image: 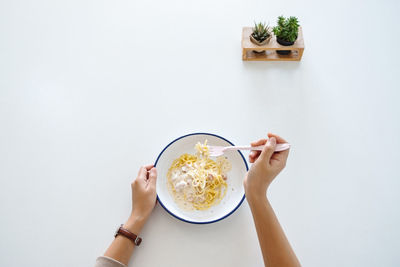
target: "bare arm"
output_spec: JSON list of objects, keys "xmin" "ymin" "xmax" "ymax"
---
[
  {"xmin": 244, "ymin": 133, "xmax": 300, "ymax": 267},
  {"xmin": 103, "ymin": 165, "xmax": 157, "ymax": 266}
]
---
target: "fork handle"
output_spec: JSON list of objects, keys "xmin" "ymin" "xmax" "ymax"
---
[{"xmin": 225, "ymin": 143, "xmax": 290, "ymax": 152}]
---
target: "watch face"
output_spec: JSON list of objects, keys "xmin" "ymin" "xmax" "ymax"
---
[
  {"xmin": 135, "ymin": 237, "xmax": 142, "ymax": 246},
  {"xmin": 114, "ymin": 227, "xmax": 120, "ymax": 237},
  {"xmin": 115, "ymin": 225, "xmax": 123, "ymax": 237}
]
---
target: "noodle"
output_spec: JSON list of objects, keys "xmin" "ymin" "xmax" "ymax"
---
[{"xmin": 167, "ymin": 140, "xmax": 232, "ymax": 210}]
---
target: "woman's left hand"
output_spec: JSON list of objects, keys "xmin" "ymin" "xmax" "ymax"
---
[{"xmin": 124, "ymin": 165, "xmax": 157, "ymax": 233}]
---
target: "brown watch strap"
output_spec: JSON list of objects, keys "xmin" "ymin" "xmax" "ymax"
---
[{"xmin": 115, "ymin": 224, "xmax": 142, "ymax": 246}]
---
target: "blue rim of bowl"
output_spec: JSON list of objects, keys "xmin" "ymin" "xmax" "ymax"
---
[{"xmin": 154, "ymin": 132, "xmax": 248, "ymax": 224}]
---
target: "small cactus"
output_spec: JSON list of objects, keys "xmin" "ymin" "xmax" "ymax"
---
[
  {"xmin": 273, "ymin": 16, "xmax": 299, "ymax": 43},
  {"xmin": 251, "ymin": 22, "xmax": 271, "ymax": 43}
]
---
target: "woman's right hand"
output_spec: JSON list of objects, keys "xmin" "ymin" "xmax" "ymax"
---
[{"xmin": 244, "ymin": 133, "xmax": 290, "ymax": 202}]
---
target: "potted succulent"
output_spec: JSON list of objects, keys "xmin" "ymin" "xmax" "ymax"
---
[
  {"xmin": 273, "ymin": 16, "xmax": 300, "ymax": 55},
  {"xmin": 250, "ymin": 22, "xmax": 272, "ymax": 53}
]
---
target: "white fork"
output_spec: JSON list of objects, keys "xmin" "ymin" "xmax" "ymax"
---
[{"xmin": 208, "ymin": 143, "xmax": 291, "ymax": 157}]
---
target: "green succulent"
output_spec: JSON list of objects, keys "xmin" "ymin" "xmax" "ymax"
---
[
  {"xmin": 273, "ymin": 16, "xmax": 299, "ymax": 43},
  {"xmin": 251, "ymin": 22, "xmax": 271, "ymax": 42}
]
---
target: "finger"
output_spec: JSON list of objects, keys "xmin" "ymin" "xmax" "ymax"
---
[
  {"xmin": 148, "ymin": 168, "xmax": 157, "ymax": 188},
  {"xmin": 267, "ymin": 133, "xmax": 287, "ymax": 144},
  {"xmin": 137, "ymin": 166, "xmax": 148, "ymax": 181},
  {"xmin": 271, "ymin": 147, "xmax": 289, "ymax": 164},
  {"xmin": 144, "ymin": 164, "xmax": 154, "ymax": 171},
  {"xmin": 258, "ymin": 137, "xmax": 276, "ymax": 163},
  {"xmin": 249, "ymin": 154, "xmax": 255, "ymax": 163},
  {"xmin": 251, "ymin": 139, "xmax": 268, "ymax": 147},
  {"xmin": 267, "ymin": 133, "xmax": 289, "ymax": 163},
  {"xmin": 249, "ymin": 151, "xmax": 257, "ymax": 158},
  {"xmin": 249, "ymin": 150, "xmax": 261, "ymax": 163}
]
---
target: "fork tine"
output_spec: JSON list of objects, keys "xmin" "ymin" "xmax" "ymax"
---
[{"xmin": 208, "ymin": 146, "xmax": 224, "ymax": 157}]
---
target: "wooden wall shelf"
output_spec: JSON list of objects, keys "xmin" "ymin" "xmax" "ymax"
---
[{"xmin": 242, "ymin": 27, "xmax": 304, "ymax": 61}]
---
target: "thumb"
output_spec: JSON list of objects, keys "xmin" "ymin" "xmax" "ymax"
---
[
  {"xmin": 148, "ymin": 167, "xmax": 157, "ymax": 188},
  {"xmin": 258, "ymin": 137, "xmax": 276, "ymax": 164}
]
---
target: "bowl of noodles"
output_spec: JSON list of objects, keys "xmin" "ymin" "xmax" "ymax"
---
[{"xmin": 154, "ymin": 133, "xmax": 248, "ymax": 224}]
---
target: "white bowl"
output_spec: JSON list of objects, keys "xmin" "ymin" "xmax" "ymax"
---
[{"xmin": 155, "ymin": 133, "xmax": 248, "ymax": 224}]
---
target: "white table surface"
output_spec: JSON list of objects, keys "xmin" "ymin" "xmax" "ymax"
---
[{"xmin": 1, "ymin": 0, "xmax": 400, "ymax": 266}]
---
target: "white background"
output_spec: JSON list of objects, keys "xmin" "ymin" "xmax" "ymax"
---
[{"xmin": 1, "ymin": 0, "xmax": 399, "ymax": 266}]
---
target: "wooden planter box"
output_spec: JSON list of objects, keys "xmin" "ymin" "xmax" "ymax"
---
[{"xmin": 242, "ymin": 27, "xmax": 304, "ymax": 61}]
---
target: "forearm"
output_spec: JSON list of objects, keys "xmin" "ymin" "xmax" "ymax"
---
[
  {"xmin": 248, "ymin": 195, "xmax": 300, "ymax": 267},
  {"xmin": 103, "ymin": 216, "xmax": 145, "ymax": 266}
]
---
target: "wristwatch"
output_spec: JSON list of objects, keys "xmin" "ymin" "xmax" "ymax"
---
[{"xmin": 115, "ymin": 224, "xmax": 142, "ymax": 246}]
